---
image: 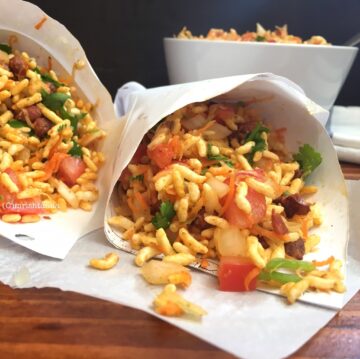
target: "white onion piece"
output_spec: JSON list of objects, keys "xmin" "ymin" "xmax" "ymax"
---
[
  {"xmin": 203, "ymin": 122, "xmax": 232, "ymax": 140},
  {"xmin": 206, "ymin": 177, "xmax": 229, "ymax": 199},
  {"xmin": 181, "ymin": 114, "xmax": 208, "ymax": 130},
  {"xmin": 11, "ymin": 266, "xmax": 31, "ymax": 288},
  {"xmin": 214, "ymin": 226, "xmax": 247, "ymax": 257},
  {"xmin": 141, "ymin": 260, "xmax": 188, "ymax": 285}
]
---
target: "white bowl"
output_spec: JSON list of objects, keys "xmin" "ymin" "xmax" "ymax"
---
[{"xmin": 164, "ymin": 38, "xmax": 358, "ymax": 109}]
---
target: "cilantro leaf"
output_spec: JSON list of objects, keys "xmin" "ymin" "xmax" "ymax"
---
[
  {"xmin": 59, "ymin": 107, "xmax": 86, "ymax": 133},
  {"xmin": 201, "ymin": 166, "xmax": 209, "ymax": 175},
  {"xmin": 255, "ymin": 35, "xmax": 265, "ymax": 42},
  {"xmin": 293, "ymin": 144, "xmax": 322, "ymax": 178},
  {"xmin": 9, "ymin": 119, "xmax": 36, "ymax": 137},
  {"xmin": 151, "ymin": 200, "xmax": 176, "ymax": 230},
  {"xmin": 34, "ymin": 67, "xmax": 64, "ymax": 88},
  {"xmin": 68, "ymin": 140, "xmax": 82, "ymax": 157},
  {"xmin": 8, "ymin": 119, "xmax": 28, "ymax": 128},
  {"xmin": 57, "ymin": 123, "xmax": 67, "ymax": 132},
  {"xmin": 41, "ymin": 91, "xmax": 70, "ymax": 112},
  {"xmin": 41, "ymin": 89, "xmax": 68, "ymax": 114},
  {"xmin": 207, "ymin": 144, "xmax": 234, "ymax": 168},
  {"xmin": 244, "ymin": 122, "xmax": 269, "ymax": 164},
  {"xmin": 130, "ymin": 174, "xmax": 144, "ymax": 182},
  {"xmin": 0, "ymin": 44, "xmax": 11, "ymax": 54}
]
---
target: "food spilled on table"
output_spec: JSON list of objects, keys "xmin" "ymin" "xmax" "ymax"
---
[
  {"xmin": 176, "ymin": 23, "xmax": 329, "ymax": 45},
  {"xmin": 108, "ymin": 100, "xmax": 345, "ymax": 318},
  {"xmin": 0, "ymin": 41, "xmax": 105, "ymax": 223}
]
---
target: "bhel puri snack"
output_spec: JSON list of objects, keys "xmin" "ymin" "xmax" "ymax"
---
[
  {"xmin": 0, "ymin": 41, "xmax": 105, "ymax": 223},
  {"xmin": 108, "ymin": 99, "xmax": 345, "ymax": 314},
  {"xmin": 177, "ymin": 23, "xmax": 329, "ymax": 45}
]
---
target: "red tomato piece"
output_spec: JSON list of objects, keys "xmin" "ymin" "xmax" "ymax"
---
[
  {"xmin": 242, "ymin": 32, "xmax": 255, "ymax": 41},
  {"xmin": 148, "ymin": 143, "xmax": 175, "ymax": 169},
  {"xmin": 218, "ymin": 256, "xmax": 258, "ymax": 291},
  {"xmin": 223, "ymin": 187, "xmax": 266, "ymax": 229},
  {"xmin": 57, "ymin": 156, "xmax": 86, "ymax": 187}
]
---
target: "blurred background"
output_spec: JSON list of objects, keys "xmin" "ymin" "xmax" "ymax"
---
[{"xmin": 31, "ymin": 0, "xmax": 360, "ymax": 105}]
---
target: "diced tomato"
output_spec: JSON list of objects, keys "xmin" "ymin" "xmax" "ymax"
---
[
  {"xmin": 41, "ymin": 152, "xmax": 69, "ymax": 181},
  {"xmin": 224, "ymin": 199, "xmax": 253, "ymax": 229},
  {"xmin": 148, "ymin": 143, "xmax": 174, "ymax": 169},
  {"xmin": 147, "ymin": 139, "xmax": 176, "ymax": 169},
  {"xmin": 218, "ymin": 256, "xmax": 258, "ymax": 291},
  {"xmin": 242, "ymin": 32, "xmax": 255, "ymax": 41},
  {"xmin": 57, "ymin": 156, "xmax": 86, "ymax": 187},
  {"xmin": 223, "ymin": 186, "xmax": 266, "ymax": 229}
]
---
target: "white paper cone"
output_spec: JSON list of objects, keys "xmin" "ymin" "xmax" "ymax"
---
[
  {"xmin": 0, "ymin": 0, "xmax": 124, "ymax": 259},
  {"xmin": 104, "ymin": 74, "xmax": 348, "ymax": 309}
]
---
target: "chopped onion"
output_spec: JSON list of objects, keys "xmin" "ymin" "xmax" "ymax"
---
[
  {"xmin": 256, "ymin": 22, "xmax": 266, "ymax": 36},
  {"xmin": 203, "ymin": 122, "xmax": 232, "ymax": 140},
  {"xmin": 206, "ymin": 177, "xmax": 229, "ymax": 199},
  {"xmin": 11, "ymin": 266, "xmax": 31, "ymax": 288},
  {"xmin": 214, "ymin": 226, "xmax": 247, "ymax": 257},
  {"xmin": 141, "ymin": 260, "xmax": 189, "ymax": 285},
  {"xmin": 181, "ymin": 114, "xmax": 208, "ymax": 130}
]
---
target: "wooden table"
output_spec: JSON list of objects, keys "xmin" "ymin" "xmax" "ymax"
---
[{"xmin": 0, "ymin": 163, "xmax": 359, "ymax": 359}]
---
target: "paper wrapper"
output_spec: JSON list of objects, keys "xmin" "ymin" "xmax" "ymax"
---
[
  {"xmin": 0, "ymin": 0, "xmax": 124, "ymax": 258},
  {"xmin": 0, "ymin": 179, "xmax": 359, "ymax": 359},
  {"xmin": 104, "ymin": 74, "xmax": 348, "ymax": 310}
]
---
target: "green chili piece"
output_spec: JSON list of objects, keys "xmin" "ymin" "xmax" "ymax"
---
[
  {"xmin": 258, "ymin": 270, "xmax": 302, "ymax": 284},
  {"xmin": 265, "ymin": 258, "xmax": 315, "ymax": 273}
]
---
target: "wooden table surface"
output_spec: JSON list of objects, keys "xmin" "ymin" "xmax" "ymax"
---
[{"xmin": 0, "ymin": 162, "xmax": 359, "ymax": 359}]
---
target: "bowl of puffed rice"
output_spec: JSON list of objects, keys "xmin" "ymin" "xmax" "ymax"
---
[{"xmin": 164, "ymin": 24, "xmax": 358, "ymax": 110}]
